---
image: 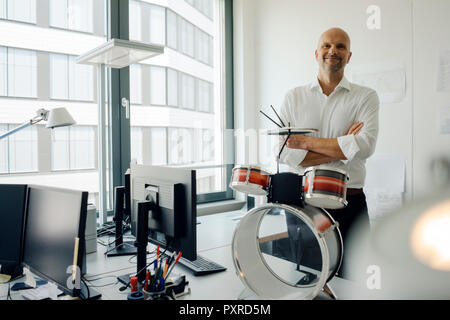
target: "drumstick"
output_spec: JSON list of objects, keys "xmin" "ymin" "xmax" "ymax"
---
[
  {"xmin": 270, "ymin": 105, "xmax": 286, "ymax": 127},
  {"xmin": 260, "ymin": 110, "xmax": 282, "ymax": 128}
]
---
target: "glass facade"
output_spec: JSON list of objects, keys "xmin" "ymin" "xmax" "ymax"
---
[
  {"xmin": 129, "ymin": 0, "xmax": 227, "ymax": 196},
  {"xmin": 0, "ymin": 0, "xmax": 108, "ymax": 209}
]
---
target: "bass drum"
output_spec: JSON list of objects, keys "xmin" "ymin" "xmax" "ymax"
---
[{"xmin": 232, "ymin": 203, "xmax": 343, "ymax": 300}]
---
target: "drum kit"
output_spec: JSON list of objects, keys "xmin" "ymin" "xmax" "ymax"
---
[{"xmin": 230, "ymin": 106, "xmax": 349, "ymax": 300}]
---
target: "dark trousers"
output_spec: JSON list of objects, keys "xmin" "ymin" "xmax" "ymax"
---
[{"xmin": 327, "ymin": 192, "xmax": 370, "ymax": 279}]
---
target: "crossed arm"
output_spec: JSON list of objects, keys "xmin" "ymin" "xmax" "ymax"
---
[{"xmin": 287, "ymin": 122, "xmax": 364, "ymax": 167}]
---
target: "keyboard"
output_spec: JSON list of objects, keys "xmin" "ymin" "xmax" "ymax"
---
[{"xmin": 177, "ymin": 255, "xmax": 227, "ymax": 276}]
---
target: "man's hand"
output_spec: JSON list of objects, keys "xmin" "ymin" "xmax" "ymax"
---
[
  {"xmin": 346, "ymin": 121, "xmax": 363, "ymax": 135},
  {"xmin": 287, "ymin": 121, "xmax": 364, "ymax": 150}
]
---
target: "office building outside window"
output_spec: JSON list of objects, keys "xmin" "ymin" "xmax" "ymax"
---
[
  {"xmin": 0, "ymin": 0, "xmax": 108, "ymax": 209},
  {"xmin": 129, "ymin": 0, "xmax": 230, "ymax": 197}
]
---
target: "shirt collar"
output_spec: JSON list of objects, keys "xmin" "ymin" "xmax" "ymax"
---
[{"xmin": 310, "ymin": 76, "xmax": 351, "ymax": 93}]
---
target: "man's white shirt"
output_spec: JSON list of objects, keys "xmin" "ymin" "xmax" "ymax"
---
[{"xmin": 279, "ymin": 76, "xmax": 380, "ymax": 188}]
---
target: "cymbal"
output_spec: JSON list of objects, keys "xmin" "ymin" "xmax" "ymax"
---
[{"xmin": 265, "ymin": 127, "xmax": 318, "ymax": 136}]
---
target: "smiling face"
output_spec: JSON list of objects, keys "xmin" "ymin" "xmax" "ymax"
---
[{"xmin": 315, "ymin": 28, "xmax": 352, "ymax": 74}]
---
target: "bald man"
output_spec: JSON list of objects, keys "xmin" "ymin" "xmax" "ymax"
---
[{"xmin": 279, "ymin": 28, "xmax": 380, "ymax": 279}]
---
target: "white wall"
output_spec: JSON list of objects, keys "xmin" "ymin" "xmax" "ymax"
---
[{"xmin": 234, "ymin": 0, "xmax": 450, "ymax": 206}]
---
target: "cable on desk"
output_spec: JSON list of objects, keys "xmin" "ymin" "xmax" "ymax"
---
[
  {"xmin": 83, "ymin": 275, "xmax": 118, "ymax": 288},
  {"xmin": 7, "ymin": 283, "xmax": 13, "ymax": 301}
]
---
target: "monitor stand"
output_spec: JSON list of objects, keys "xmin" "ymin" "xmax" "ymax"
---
[
  {"xmin": 74, "ymin": 283, "xmax": 102, "ymax": 300},
  {"xmin": 105, "ymin": 186, "xmax": 137, "ymax": 257},
  {"xmin": 106, "ymin": 241, "xmax": 137, "ymax": 257}
]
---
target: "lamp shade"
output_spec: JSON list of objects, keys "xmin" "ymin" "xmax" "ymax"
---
[{"xmin": 45, "ymin": 108, "xmax": 76, "ymax": 129}]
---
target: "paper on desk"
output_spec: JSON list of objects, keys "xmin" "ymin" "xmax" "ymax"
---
[
  {"xmin": 437, "ymin": 101, "xmax": 450, "ymax": 134},
  {"xmin": 437, "ymin": 49, "xmax": 450, "ymax": 92},
  {"xmin": 24, "ymin": 267, "xmax": 36, "ymax": 288},
  {"xmin": 0, "ymin": 274, "xmax": 11, "ymax": 284},
  {"xmin": 351, "ymin": 62, "xmax": 406, "ymax": 104},
  {"xmin": 21, "ymin": 283, "xmax": 63, "ymax": 300}
]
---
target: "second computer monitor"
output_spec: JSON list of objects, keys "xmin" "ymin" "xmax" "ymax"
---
[
  {"xmin": 22, "ymin": 185, "xmax": 89, "ymax": 296},
  {"xmin": 130, "ymin": 164, "xmax": 197, "ymax": 261}
]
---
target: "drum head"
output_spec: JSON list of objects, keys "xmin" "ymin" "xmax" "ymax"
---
[
  {"xmin": 230, "ymin": 182, "xmax": 268, "ymax": 196},
  {"xmin": 232, "ymin": 204, "xmax": 343, "ymax": 300}
]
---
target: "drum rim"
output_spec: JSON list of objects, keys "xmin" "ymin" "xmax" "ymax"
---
[
  {"xmin": 233, "ymin": 165, "xmax": 272, "ymax": 174},
  {"xmin": 304, "ymin": 193, "xmax": 349, "ymax": 208},
  {"xmin": 304, "ymin": 166, "xmax": 349, "ymax": 176},
  {"xmin": 232, "ymin": 203, "xmax": 331, "ymax": 298},
  {"xmin": 229, "ymin": 181, "xmax": 269, "ymax": 195}
]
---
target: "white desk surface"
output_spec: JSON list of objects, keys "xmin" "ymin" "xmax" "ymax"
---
[{"xmin": 1, "ymin": 209, "xmax": 363, "ymax": 300}]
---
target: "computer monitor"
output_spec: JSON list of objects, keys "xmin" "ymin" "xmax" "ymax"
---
[
  {"xmin": 22, "ymin": 185, "xmax": 100, "ymax": 299},
  {"xmin": 130, "ymin": 164, "xmax": 197, "ymax": 261},
  {"xmin": 0, "ymin": 184, "xmax": 28, "ymax": 278}
]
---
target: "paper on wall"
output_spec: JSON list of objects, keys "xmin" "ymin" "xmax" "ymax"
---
[
  {"xmin": 351, "ymin": 62, "xmax": 406, "ymax": 104},
  {"xmin": 366, "ymin": 189, "xmax": 403, "ymax": 223},
  {"xmin": 364, "ymin": 154, "xmax": 405, "ymax": 223},
  {"xmin": 365, "ymin": 154, "xmax": 405, "ymax": 193},
  {"xmin": 437, "ymin": 49, "xmax": 450, "ymax": 92},
  {"xmin": 437, "ymin": 101, "xmax": 450, "ymax": 134}
]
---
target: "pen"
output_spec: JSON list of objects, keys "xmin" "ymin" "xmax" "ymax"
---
[
  {"xmin": 162, "ymin": 258, "xmax": 169, "ymax": 279},
  {"xmin": 164, "ymin": 251, "xmax": 182, "ymax": 280},
  {"xmin": 168, "ymin": 251, "xmax": 177, "ymax": 266},
  {"xmin": 144, "ymin": 271, "xmax": 150, "ymax": 291}
]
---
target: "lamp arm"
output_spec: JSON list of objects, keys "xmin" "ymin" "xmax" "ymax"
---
[{"xmin": 0, "ymin": 117, "xmax": 45, "ymax": 140}]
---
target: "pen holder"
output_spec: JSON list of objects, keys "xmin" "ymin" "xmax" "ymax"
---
[{"xmin": 143, "ymin": 287, "xmax": 170, "ymax": 300}]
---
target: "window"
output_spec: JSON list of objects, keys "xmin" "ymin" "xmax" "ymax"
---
[
  {"xmin": 198, "ymin": 79, "xmax": 213, "ymax": 112},
  {"xmin": 130, "ymin": 0, "xmax": 165, "ymax": 46},
  {"xmin": 180, "ymin": 73, "xmax": 195, "ymax": 110},
  {"xmin": 0, "ymin": 124, "xmax": 37, "ymax": 173},
  {"xmin": 4, "ymin": 47, "xmax": 37, "ymax": 98},
  {"xmin": 0, "ymin": 0, "xmax": 36, "ymax": 23},
  {"xmin": 150, "ymin": 128, "xmax": 167, "ymax": 165},
  {"xmin": 0, "ymin": 125, "xmax": 8, "ymax": 173},
  {"xmin": 167, "ymin": 68, "xmax": 178, "ymax": 107},
  {"xmin": 169, "ymin": 128, "xmax": 194, "ymax": 165},
  {"xmin": 130, "ymin": 127, "xmax": 143, "ymax": 164},
  {"xmin": 149, "ymin": 66, "xmax": 166, "ymax": 105},
  {"xmin": 185, "ymin": 0, "xmax": 214, "ymax": 20},
  {"xmin": 0, "ymin": 47, "xmax": 6, "ymax": 96},
  {"xmin": 148, "ymin": 5, "xmax": 165, "ymax": 45},
  {"xmin": 130, "ymin": 0, "xmax": 231, "ymax": 201},
  {"xmin": 49, "ymin": 0, "xmax": 93, "ymax": 33},
  {"xmin": 179, "ymin": 17, "xmax": 195, "ymax": 57},
  {"xmin": 129, "ymin": 0, "xmax": 142, "ymax": 41},
  {"xmin": 0, "ymin": 1, "xmax": 108, "ymax": 216},
  {"xmin": 50, "ymin": 54, "xmax": 94, "ymax": 101},
  {"xmin": 51, "ymin": 126, "xmax": 95, "ymax": 171},
  {"xmin": 130, "ymin": 64, "xmax": 142, "ymax": 104},
  {"xmin": 167, "ymin": 10, "xmax": 177, "ymax": 49},
  {"xmin": 202, "ymin": 129, "xmax": 214, "ymax": 161}
]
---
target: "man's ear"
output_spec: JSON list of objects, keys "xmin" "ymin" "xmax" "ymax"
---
[
  {"xmin": 347, "ymin": 51, "xmax": 353, "ymax": 63},
  {"xmin": 315, "ymin": 49, "xmax": 319, "ymax": 61}
]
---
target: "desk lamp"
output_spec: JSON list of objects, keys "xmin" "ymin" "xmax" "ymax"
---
[{"xmin": 0, "ymin": 108, "xmax": 76, "ymax": 140}]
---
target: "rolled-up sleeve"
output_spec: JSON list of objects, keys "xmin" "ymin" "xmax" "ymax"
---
[
  {"xmin": 277, "ymin": 90, "xmax": 308, "ymax": 168},
  {"xmin": 338, "ymin": 90, "xmax": 380, "ymax": 163}
]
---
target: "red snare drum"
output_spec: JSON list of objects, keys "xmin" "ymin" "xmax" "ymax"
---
[
  {"xmin": 303, "ymin": 167, "xmax": 349, "ymax": 209},
  {"xmin": 230, "ymin": 165, "xmax": 271, "ymax": 196}
]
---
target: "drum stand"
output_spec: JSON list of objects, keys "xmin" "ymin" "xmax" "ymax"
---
[{"xmin": 322, "ymin": 283, "xmax": 338, "ymax": 300}]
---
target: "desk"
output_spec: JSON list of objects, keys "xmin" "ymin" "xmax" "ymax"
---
[{"xmin": 1, "ymin": 209, "xmax": 363, "ymax": 300}]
